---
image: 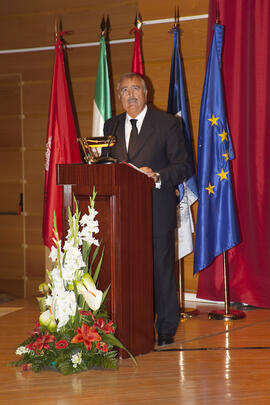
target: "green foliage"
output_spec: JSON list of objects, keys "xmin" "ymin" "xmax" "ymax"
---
[
  {"xmin": 36, "ymin": 297, "xmax": 47, "ymax": 313},
  {"xmin": 92, "ymin": 245, "xmax": 104, "ymax": 283},
  {"xmin": 100, "ymin": 351, "xmax": 118, "ymax": 369}
]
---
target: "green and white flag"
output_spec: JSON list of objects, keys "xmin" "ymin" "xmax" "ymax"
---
[{"xmin": 92, "ymin": 35, "xmax": 111, "ymax": 137}]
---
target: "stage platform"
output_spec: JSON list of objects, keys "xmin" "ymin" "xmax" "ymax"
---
[{"xmin": 1, "ymin": 298, "xmax": 270, "ymax": 404}]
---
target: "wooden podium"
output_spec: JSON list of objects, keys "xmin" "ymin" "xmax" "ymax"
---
[{"xmin": 57, "ymin": 163, "xmax": 154, "ymax": 358}]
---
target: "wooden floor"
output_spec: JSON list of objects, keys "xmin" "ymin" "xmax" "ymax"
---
[{"xmin": 1, "ymin": 298, "xmax": 270, "ymax": 404}]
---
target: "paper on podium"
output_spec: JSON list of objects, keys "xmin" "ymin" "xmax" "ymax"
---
[
  {"xmin": 121, "ymin": 162, "xmax": 158, "ymax": 187},
  {"xmin": 121, "ymin": 161, "xmax": 147, "ymax": 175}
]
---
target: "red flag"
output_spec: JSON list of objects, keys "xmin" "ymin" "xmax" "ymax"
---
[
  {"xmin": 43, "ymin": 36, "xmax": 82, "ymax": 248},
  {"xmin": 130, "ymin": 27, "xmax": 144, "ymax": 76}
]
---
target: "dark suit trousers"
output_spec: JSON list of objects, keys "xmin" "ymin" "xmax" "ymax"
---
[{"xmin": 153, "ymin": 231, "xmax": 180, "ymax": 336}]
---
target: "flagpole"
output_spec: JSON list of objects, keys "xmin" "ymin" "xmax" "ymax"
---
[
  {"xmin": 178, "ymin": 260, "xmax": 200, "ymax": 318},
  {"xmin": 208, "ymin": 252, "xmax": 245, "ymax": 320},
  {"xmin": 207, "ymin": 12, "xmax": 244, "ymax": 322},
  {"xmin": 167, "ymin": 8, "xmax": 199, "ymax": 318},
  {"xmin": 54, "ymin": 17, "xmax": 60, "ymax": 40},
  {"xmin": 194, "ymin": 22, "xmax": 244, "ymax": 321}
]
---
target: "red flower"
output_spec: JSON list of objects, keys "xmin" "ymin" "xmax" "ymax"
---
[
  {"xmin": 26, "ymin": 331, "xmax": 55, "ymax": 352},
  {"xmin": 55, "ymin": 340, "xmax": 68, "ymax": 349},
  {"xmin": 95, "ymin": 318, "xmax": 115, "ymax": 334},
  {"xmin": 96, "ymin": 341, "xmax": 108, "ymax": 352},
  {"xmin": 71, "ymin": 323, "xmax": 101, "ymax": 351},
  {"xmin": 22, "ymin": 363, "xmax": 31, "ymax": 371},
  {"xmin": 31, "ymin": 321, "xmax": 41, "ymax": 336},
  {"xmin": 95, "ymin": 318, "xmax": 105, "ymax": 328},
  {"xmin": 79, "ymin": 310, "xmax": 95, "ymax": 321}
]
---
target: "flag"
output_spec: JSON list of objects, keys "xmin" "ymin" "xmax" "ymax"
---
[
  {"xmin": 92, "ymin": 34, "xmax": 111, "ymax": 138},
  {"xmin": 167, "ymin": 26, "xmax": 198, "ymax": 259},
  {"xmin": 43, "ymin": 35, "xmax": 82, "ymax": 249},
  {"xmin": 130, "ymin": 25, "xmax": 144, "ymax": 76},
  {"xmin": 193, "ymin": 24, "xmax": 240, "ymax": 274}
]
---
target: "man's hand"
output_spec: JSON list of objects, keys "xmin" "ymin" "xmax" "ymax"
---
[{"xmin": 140, "ymin": 167, "xmax": 159, "ymax": 182}]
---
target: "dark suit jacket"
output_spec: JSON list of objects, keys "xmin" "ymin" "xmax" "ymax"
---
[{"xmin": 103, "ymin": 107, "xmax": 191, "ymax": 236}]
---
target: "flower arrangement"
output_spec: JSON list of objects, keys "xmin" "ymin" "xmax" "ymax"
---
[{"xmin": 11, "ymin": 189, "xmax": 134, "ymax": 374}]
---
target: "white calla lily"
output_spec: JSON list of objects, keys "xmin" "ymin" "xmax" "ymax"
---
[
  {"xmin": 39, "ymin": 309, "xmax": 57, "ymax": 332},
  {"xmin": 76, "ymin": 274, "xmax": 102, "ymax": 311}
]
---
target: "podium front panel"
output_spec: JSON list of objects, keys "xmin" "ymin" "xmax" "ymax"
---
[{"xmin": 58, "ymin": 163, "xmax": 154, "ymax": 357}]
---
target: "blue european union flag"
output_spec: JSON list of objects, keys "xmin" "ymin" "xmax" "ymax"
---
[
  {"xmin": 193, "ymin": 24, "xmax": 240, "ymax": 274},
  {"xmin": 167, "ymin": 26, "xmax": 198, "ymax": 200}
]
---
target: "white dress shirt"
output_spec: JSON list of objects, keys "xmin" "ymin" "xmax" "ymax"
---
[
  {"xmin": 124, "ymin": 105, "xmax": 161, "ymax": 188},
  {"xmin": 124, "ymin": 105, "xmax": 148, "ymax": 150}
]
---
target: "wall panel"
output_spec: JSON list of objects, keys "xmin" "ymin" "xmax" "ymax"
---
[
  {"xmin": 26, "ymin": 245, "xmax": 46, "ymax": 277},
  {"xmin": 0, "ymin": 53, "xmax": 54, "ymax": 81},
  {"xmin": 0, "ymin": 150, "xmax": 22, "ymax": 181},
  {"xmin": 24, "ymin": 150, "xmax": 44, "ymax": 182},
  {"xmin": 25, "ymin": 216, "xmax": 43, "ymax": 245},
  {"xmin": 0, "ymin": 216, "xmax": 23, "ymax": 246},
  {"xmin": 24, "ymin": 183, "xmax": 44, "ymax": 215},
  {"xmin": 141, "ymin": 0, "xmax": 208, "ymax": 19},
  {"xmin": 0, "ymin": 247, "xmax": 24, "ymax": 278},
  {"xmin": 0, "ymin": 118, "xmax": 21, "ymax": 148},
  {"xmin": 23, "ymin": 116, "xmax": 48, "ymax": 149},
  {"xmin": 0, "ymin": 183, "xmax": 22, "ymax": 213},
  {"xmin": 23, "ymin": 82, "xmax": 51, "ymax": 115}
]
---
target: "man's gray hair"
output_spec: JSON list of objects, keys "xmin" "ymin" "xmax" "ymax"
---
[{"xmin": 117, "ymin": 73, "xmax": 147, "ymax": 96}]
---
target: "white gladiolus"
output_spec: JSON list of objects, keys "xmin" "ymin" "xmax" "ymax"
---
[
  {"xmin": 64, "ymin": 246, "xmax": 85, "ymax": 270},
  {"xmin": 49, "ymin": 245, "xmax": 58, "ymax": 262},
  {"xmin": 50, "ymin": 268, "xmax": 65, "ymax": 293},
  {"xmin": 51, "ymin": 290, "xmax": 77, "ymax": 330},
  {"xmin": 44, "ymin": 195, "xmax": 102, "ymax": 331},
  {"xmin": 79, "ymin": 227, "xmax": 99, "ymax": 246},
  {"xmin": 79, "ymin": 209, "xmax": 99, "ymax": 246},
  {"xmin": 80, "ymin": 210, "xmax": 98, "ymax": 227}
]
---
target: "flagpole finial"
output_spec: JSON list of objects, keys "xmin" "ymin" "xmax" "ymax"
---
[
  {"xmin": 100, "ymin": 16, "xmax": 106, "ymax": 36},
  {"xmin": 169, "ymin": 7, "xmax": 180, "ymax": 33},
  {"xmin": 134, "ymin": 11, "xmax": 142, "ymax": 29},
  {"xmin": 54, "ymin": 17, "xmax": 60, "ymax": 40},
  {"xmin": 215, "ymin": 0, "xmax": 220, "ymax": 24},
  {"xmin": 174, "ymin": 6, "xmax": 180, "ymax": 27}
]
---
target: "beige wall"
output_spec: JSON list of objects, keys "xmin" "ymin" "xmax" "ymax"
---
[{"xmin": 0, "ymin": 0, "xmax": 208, "ymax": 297}]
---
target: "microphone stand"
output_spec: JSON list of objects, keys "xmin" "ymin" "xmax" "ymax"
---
[{"xmin": 93, "ymin": 120, "xmax": 119, "ymax": 164}]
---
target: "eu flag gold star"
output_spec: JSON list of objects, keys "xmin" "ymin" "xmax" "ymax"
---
[
  {"xmin": 222, "ymin": 151, "xmax": 229, "ymax": 161},
  {"xmin": 205, "ymin": 183, "xmax": 215, "ymax": 195},
  {"xmin": 208, "ymin": 114, "xmax": 219, "ymax": 126},
  {"xmin": 218, "ymin": 129, "xmax": 228, "ymax": 142},
  {"xmin": 217, "ymin": 169, "xmax": 229, "ymax": 181}
]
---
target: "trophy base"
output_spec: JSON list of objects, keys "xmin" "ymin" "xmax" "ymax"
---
[{"xmin": 91, "ymin": 157, "xmax": 118, "ymax": 165}]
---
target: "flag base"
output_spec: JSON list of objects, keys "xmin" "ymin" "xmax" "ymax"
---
[
  {"xmin": 208, "ymin": 309, "xmax": 246, "ymax": 321},
  {"xmin": 180, "ymin": 308, "xmax": 200, "ymax": 318}
]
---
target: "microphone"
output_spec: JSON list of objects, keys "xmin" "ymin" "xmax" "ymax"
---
[{"xmin": 106, "ymin": 119, "xmax": 119, "ymax": 160}]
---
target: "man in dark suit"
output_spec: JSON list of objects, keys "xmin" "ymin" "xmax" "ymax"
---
[{"xmin": 103, "ymin": 73, "xmax": 190, "ymax": 346}]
